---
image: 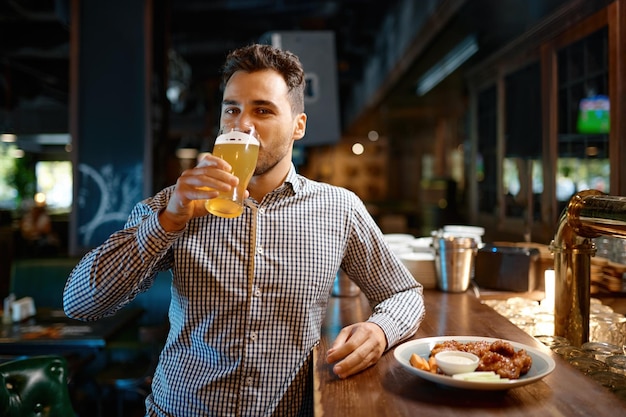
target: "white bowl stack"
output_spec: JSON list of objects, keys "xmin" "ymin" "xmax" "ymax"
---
[
  {"xmin": 384, "ymin": 234, "xmax": 416, "ymax": 256},
  {"xmin": 384, "ymin": 234, "xmax": 437, "ymax": 289},
  {"xmin": 441, "ymin": 225, "xmax": 485, "ymax": 248},
  {"xmin": 399, "ymin": 251, "xmax": 437, "ymax": 289}
]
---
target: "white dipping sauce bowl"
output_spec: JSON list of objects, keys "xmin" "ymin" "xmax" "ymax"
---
[{"xmin": 434, "ymin": 351, "xmax": 480, "ymax": 375}]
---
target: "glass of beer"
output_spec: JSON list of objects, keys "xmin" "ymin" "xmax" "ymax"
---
[{"xmin": 205, "ymin": 124, "xmax": 260, "ymax": 218}]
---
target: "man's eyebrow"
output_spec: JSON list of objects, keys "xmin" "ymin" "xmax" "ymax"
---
[
  {"xmin": 222, "ymin": 99, "xmax": 277, "ymax": 108},
  {"xmin": 251, "ymin": 99, "xmax": 276, "ymax": 107}
]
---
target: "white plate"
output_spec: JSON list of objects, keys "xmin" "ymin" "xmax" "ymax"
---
[{"xmin": 393, "ymin": 336, "xmax": 556, "ymax": 390}]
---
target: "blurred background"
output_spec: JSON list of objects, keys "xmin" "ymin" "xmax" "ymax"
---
[{"xmin": 0, "ymin": 0, "xmax": 623, "ymax": 264}]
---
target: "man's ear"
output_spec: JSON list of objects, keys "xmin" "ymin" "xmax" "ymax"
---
[{"xmin": 293, "ymin": 112, "xmax": 307, "ymax": 141}]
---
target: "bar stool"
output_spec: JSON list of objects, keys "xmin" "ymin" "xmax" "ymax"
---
[{"xmin": 95, "ymin": 323, "xmax": 168, "ymax": 417}]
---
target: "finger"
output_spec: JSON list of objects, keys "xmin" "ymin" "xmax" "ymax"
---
[
  {"xmin": 159, "ymin": 160, "xmax": 240, "ymax": 231},
  {"xmin": 333, "ymin": 339, "xmax": 382, "ymax": 379},
  {"xmin": 327, "ymin": 326, "xmax": 368, "ymax": 364},
  {"xmin": 326, "ymin": 326, "xmax": 354, "ymax": 362},
  {"xmin": 162, "ymin": 171, "xmax": 234, "ymax": 223},
  {"xmin": 327, "ymin": 323, "xmax": 387, "ymax": 379},
  {"xmin": 196, "ymin": 153, "xmax": 232, "ymax": 172},
  {"xmin": 179, "ymin": 167, "xmax": 239, "ymax": 197}
]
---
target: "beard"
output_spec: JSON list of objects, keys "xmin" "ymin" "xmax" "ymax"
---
[
  {"xmin": 254, "ymin": 158, "xmax": 278, "ymax": 176},
  {"xmin": 253, "ymin": 142, "xmax": 291, "ymax": 176}
]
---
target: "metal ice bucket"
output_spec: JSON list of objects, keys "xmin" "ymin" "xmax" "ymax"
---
[{"xmin": 432, "ymin": 235, "xmax": 477, "ymax": 292}]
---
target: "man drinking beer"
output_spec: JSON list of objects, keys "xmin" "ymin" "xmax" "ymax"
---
[{"xmin": 64, "ymin": 43, "xmax": 425, "ymax": 417}]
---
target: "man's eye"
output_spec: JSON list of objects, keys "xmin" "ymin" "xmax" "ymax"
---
[{"xmin": 224, "ymin": 108, "xmax": 238, "ymax": 115}]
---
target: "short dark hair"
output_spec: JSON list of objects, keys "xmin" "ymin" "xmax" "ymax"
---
[{"xmin": 221, "ymin": 44, "xmax": 305, "ymax": 114}]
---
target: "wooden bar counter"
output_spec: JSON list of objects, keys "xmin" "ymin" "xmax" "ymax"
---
[{"xmin": 314, "ymin": 289, "xmax": 626, "ymax": 416}]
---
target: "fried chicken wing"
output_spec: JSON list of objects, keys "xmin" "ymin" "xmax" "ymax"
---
[{"xmin": 429, "ymin": 339, "xmax": 532, "ymax": 379}]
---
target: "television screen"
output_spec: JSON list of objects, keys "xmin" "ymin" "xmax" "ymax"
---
[{"xmin": 577, "ymin": 95, "xmax": 610, "ymax": 134}]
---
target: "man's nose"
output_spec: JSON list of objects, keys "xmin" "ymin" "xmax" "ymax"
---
[{"xmin": 235, "ymin": 115, "xmax": 255, "ymax": 134}]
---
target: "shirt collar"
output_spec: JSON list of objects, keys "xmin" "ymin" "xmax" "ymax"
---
[{"xmin": 282, "ymin": 164, "xmax": 302, "ymax": 194}]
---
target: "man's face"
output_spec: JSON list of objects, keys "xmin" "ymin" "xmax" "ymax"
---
[{"xmin": 220, "ymin": 69, "xmax": 306, "ymax": 176}]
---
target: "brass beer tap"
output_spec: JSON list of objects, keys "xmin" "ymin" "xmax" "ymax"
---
[{"xmin": 550, "ymin": 190, "xmax": 626, "ymax": 346}]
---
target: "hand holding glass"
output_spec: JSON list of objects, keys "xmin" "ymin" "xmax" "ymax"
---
[{"xmin": 205, "ymin": 125, "xmax": 260, "ymax": 218}]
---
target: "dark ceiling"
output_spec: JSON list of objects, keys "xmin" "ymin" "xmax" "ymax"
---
[
  {"xmin": 0, "ymin": 0, "xmax": 403, "ymax": 136},
  {"xmin": 0, "ymin": 0, "xmax": 70, "ymax": 112},
  {"xmin": 0, "ymin": 0, "xmax": 582, "ymax": 139},
  {"xmin": 168, "ymin": 0, "xmax": 401, "ymax": 102}
]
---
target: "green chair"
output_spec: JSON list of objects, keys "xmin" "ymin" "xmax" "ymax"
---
[
  {"xmin": 0, "ymin": 355, "xmax": 76, "ymax": 417},
  {"xmin": 9, "ymin": 258, "xmax": 80, "ymax": 309}
]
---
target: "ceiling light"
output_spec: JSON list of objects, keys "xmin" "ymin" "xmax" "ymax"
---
[
  {"xmin": 1, "ymin": 134, "xmax": 16, "ymax": 143},
  {"xmin": 352, "ymin": 143, "xmax": 364, "ymax": 155},
  {"xmin": 34, "ymin": 192, "xmax": 47, "ymax": 206},
  {"xmin": 176, "ymin": 136, "xmax": 200, "ymax": 160},
  {"xmin": 416, "ymin": 34, "xmax": 478, "ymax": 96},
  {"xmin": 176, "ymin": 148, "xmax": 198, "ymax": 160},
  {"xmin": 11, "ymin": 148, "xmax": 25, "ymax": 158}
]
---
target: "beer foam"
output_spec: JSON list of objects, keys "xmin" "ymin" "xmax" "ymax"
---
[{"xmin": 215, "ymin": 130, "xmax": 260, "ymax": 146}]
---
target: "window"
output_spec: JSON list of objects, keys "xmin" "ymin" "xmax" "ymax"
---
[
  {"xmin": 36, "ymin": 161, "xmax": 72, "ymax": 210},
  {"xmin": 556, "ymin": 27, "xmax": 609, "ymax": 213},
  {"xmin": 477, "ymin": 86, "xmax": 497, "ymax": 214},
  {"xmin": 0, "ymin": 143, "xmax": 18, "ymax": 209},
  {"xmin": 503, "ymin": 61, "xmax": 543, "ymax": 220}
]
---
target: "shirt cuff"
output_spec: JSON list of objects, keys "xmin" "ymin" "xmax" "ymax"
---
[
  {"xmin": 367, "ymin": 314, "xmax": 402, "ymax": 351},
  {"xmin": 137, "ymin": 211, "xmax": 185, "ymax": 255}
]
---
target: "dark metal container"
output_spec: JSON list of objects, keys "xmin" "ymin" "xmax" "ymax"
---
[{"xmin": 474, "ymin": 245, "xmax": 540, "ymax": 292}]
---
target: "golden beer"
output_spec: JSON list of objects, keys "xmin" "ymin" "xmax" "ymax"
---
[{"xmin": 205, "ymin": 129, "xmax": 259, "ymax": 218}]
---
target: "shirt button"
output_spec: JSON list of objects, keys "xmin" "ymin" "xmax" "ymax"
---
[
  {"xmin": 250, "ymin": 332, "xmax": 257, "ymax": 341},
  {"xmin": 259, "ymin": 207, "xmax": 266, "ymax": 215},
  {"xmin": 256, "ymin": 246, "xmax": 264, "ymax": 255},
  {"xmin": 254, "ymin": 288, "xmax": 262, "ymax": 297},
  {"xmin": 245, "ymin": 377, "xmax": 253, "ymax": 386}
]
